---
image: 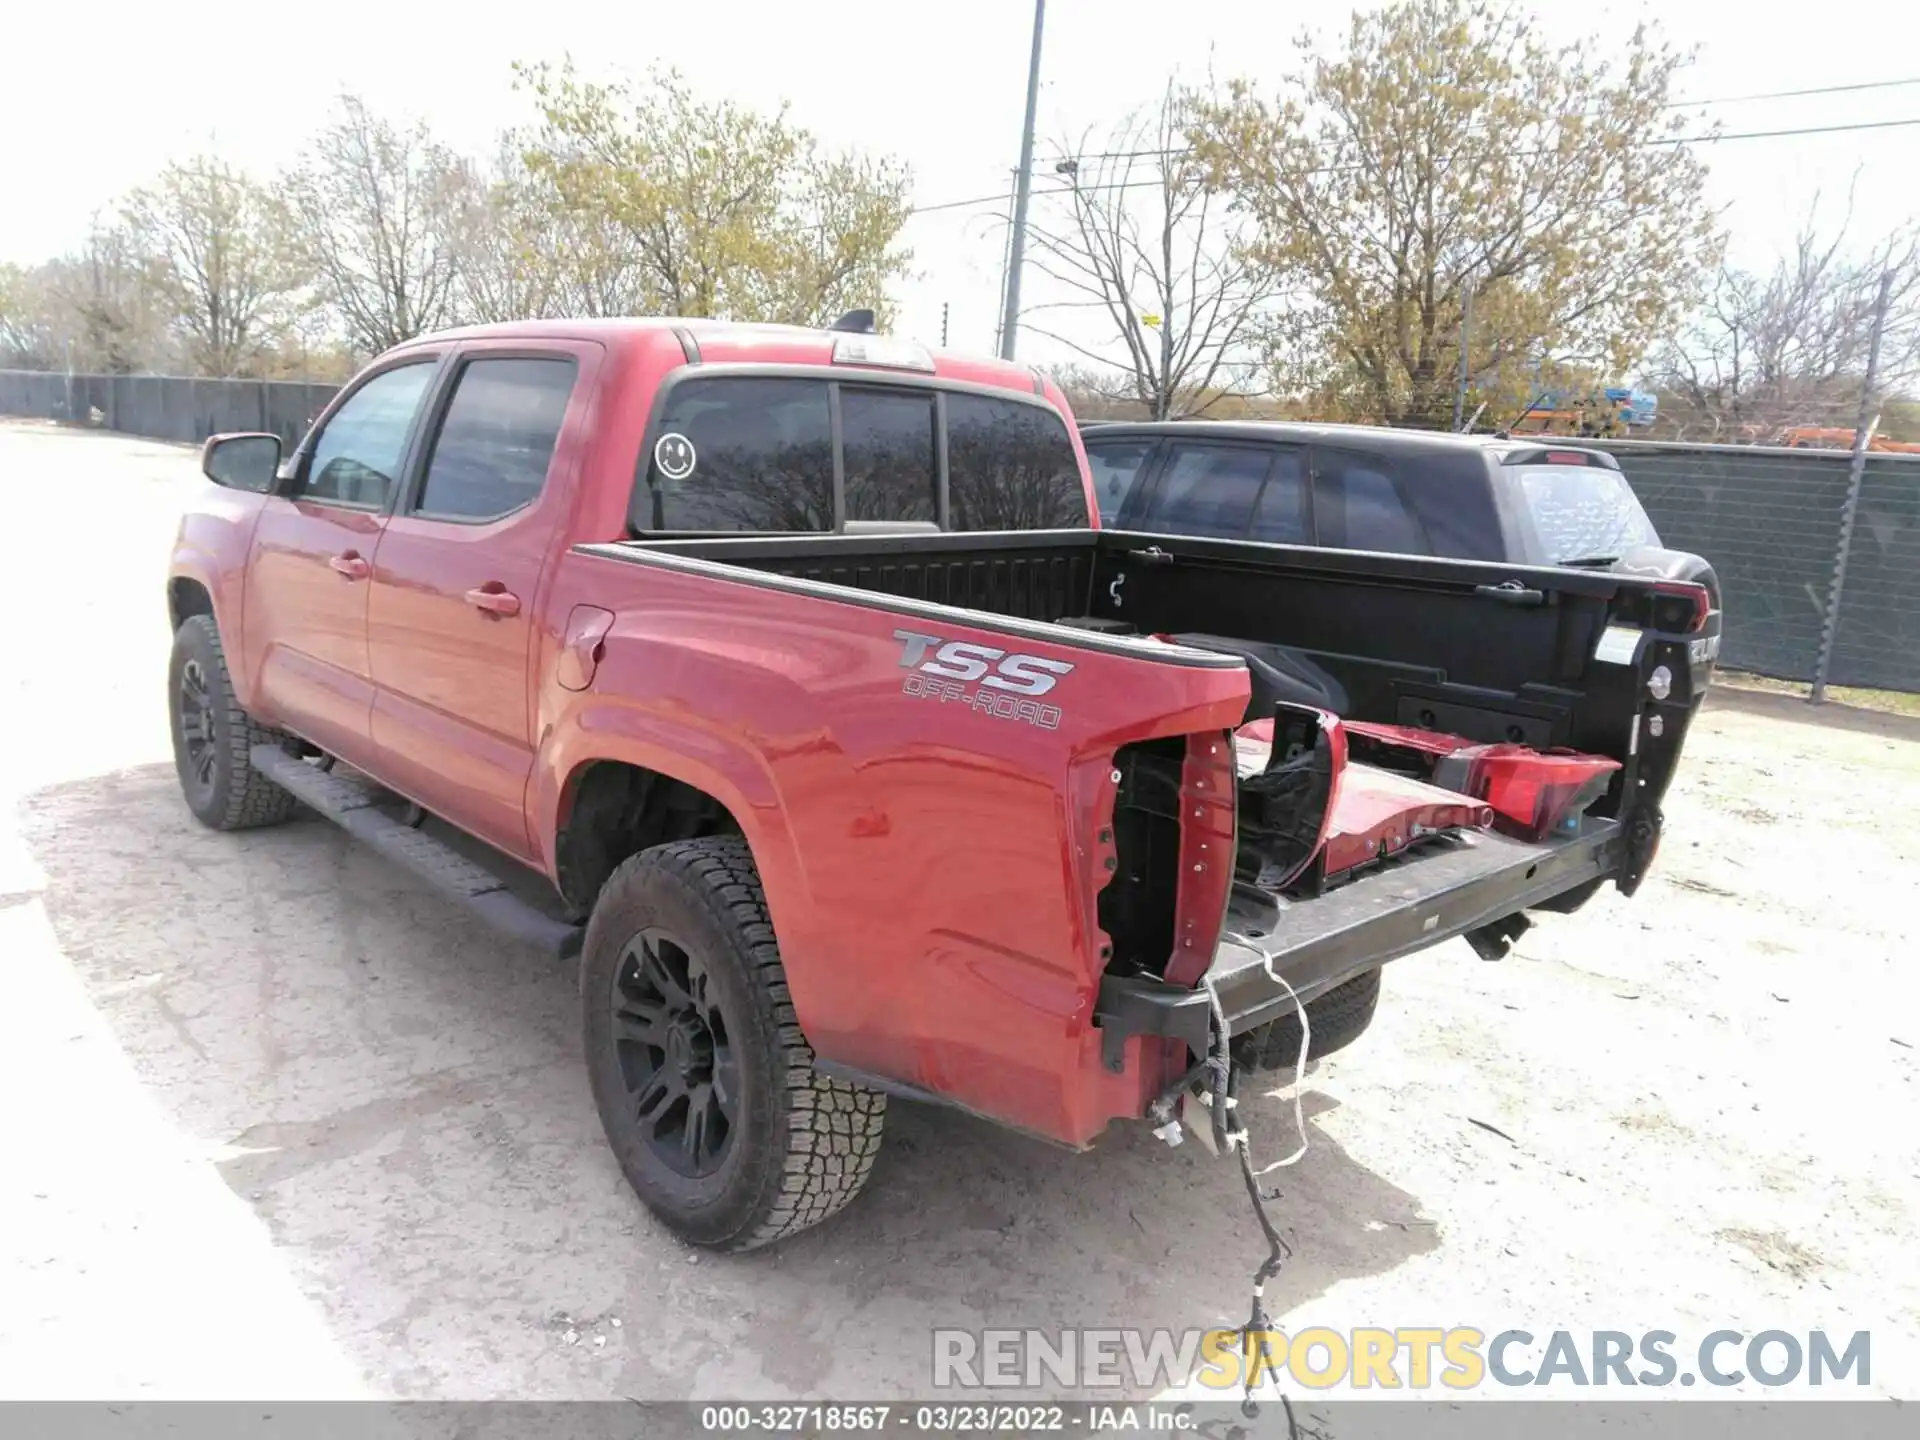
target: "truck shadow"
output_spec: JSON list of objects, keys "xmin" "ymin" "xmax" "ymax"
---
[{"xmin": 21, "ymin": 763, "xmax": 1438, "ymax": 1401}]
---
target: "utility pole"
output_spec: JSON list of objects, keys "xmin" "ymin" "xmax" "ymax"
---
[
  {"xmin": 941, "ymin": 302, "xmax": 950, "ymax": 349},
  {"xmin": 997, "ymin": 0, "xmax": 1047, "ymax": 361},
  {"xmin": 1453, "ymin": 281, "xmax": 1474, "ymax": 431},
  {"xmin": 1810, "ymin": 268, "xmax": 1895, "ymax": 705}
]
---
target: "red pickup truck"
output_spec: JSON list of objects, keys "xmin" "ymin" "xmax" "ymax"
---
[{"xmin": 168, "ymin": 316, "xmax": 1715, "ymax": 1252}]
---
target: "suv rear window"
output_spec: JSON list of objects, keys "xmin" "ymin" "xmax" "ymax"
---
[
  {"xmin": 633, "ymin": 375, "xmax": 1090, "ymax": 534},
  {"xmin": 1512, "ymin": 466, "xmax": 1661, "ymax": 563}
]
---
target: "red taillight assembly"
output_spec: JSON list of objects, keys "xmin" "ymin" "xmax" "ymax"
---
[
  {"xmin": 1435, "ymin": 747, "xmax": 1622, "ymax": 842},
  {"xmin": 1651, "ymin": 581, "xmax": 1712, "ymax": 634},
  {"xmin": 1344, "ymin": 721, "xmax": 1624, "ymax": 844}
]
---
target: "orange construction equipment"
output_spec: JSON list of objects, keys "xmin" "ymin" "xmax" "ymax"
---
[{"xmin": 1777, "ymin": 425, "xmax": 1920, "ymax": 454}]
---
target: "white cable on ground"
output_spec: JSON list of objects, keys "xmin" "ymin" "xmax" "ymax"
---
[{"xmin": 1250, "ymin": 960, "xmax": 1312, "ymax": 1176}]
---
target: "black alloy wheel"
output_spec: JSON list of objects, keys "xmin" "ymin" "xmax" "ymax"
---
[
  {"xmin": 611, "ymin": 928, "xmax": 741, "ymax": 1178},
  {"xmin": 176, "ymin": 657, "xmax": 219, "ymax": 803}
]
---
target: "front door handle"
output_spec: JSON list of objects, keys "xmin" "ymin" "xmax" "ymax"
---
[
  {"xmin": 329, "ymin": 551, "xmax": 370, "ymax": 580},
  {"xmin": 465, "ymin": 583, "xmax": 522, "ymax": 618}
]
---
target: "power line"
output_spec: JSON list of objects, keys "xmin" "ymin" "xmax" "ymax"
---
[
  {"xmin": 906, "ymin": 113, "xmax": 1920, "ymax": 221},
  {"xmin": 1042, "ymin": 74, "xmax": 1920, "ymax": 166},
  {"xmin": 1686, "ymin": 74, "xmax": 1920, "ymax": 107}
]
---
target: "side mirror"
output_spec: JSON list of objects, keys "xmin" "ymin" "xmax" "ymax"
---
[{"xmin": 201, "ymin": 432, "xmax": 282, "ymax": 493}]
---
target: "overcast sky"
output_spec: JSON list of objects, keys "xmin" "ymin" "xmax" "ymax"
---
[{"xmin": 5, "ymin": 0, "xmax": 1917, "ymax": 370}]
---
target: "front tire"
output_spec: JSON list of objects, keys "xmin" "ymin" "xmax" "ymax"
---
[
  {"xmin": 581, "ymin": 836, "xmax": 886, "ymax": 1251},
  {"xmin": 168, "ymin": 614, "xmax": 301, "ymax": 831}
]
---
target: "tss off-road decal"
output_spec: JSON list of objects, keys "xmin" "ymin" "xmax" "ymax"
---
[{"xmin": 893, "ymin": 629, "xmax": 1073, "ymax": 730}]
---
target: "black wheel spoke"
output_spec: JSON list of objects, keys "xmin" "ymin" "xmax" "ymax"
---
[
  {"xmin": 642, "ymin": 942, "xmax": 693, "ymax": 1009},
  {"xmin": 712, "ymin": 1044, "xmax": 738, "ymax": 1109},
  {"xmin": 633, "ymin": 1070, "xmax": 680, "ymax": 1127},
  {"xmin": 683, "ymin": 1084, "xmax": 710, "ymax": 1164},
  {"xmin": 612, "ymin": 1000, "xmax": 670, "ymax": 1051}
]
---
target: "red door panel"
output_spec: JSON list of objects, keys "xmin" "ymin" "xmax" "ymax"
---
[{"xmin": 368, "ymin": 509, "xmax": 559, "ymax": 859}]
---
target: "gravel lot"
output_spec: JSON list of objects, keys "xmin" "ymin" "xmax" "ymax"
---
[{"xmin": 1, "ymin": 419, "xmax": 1915, "ymax": 1403}]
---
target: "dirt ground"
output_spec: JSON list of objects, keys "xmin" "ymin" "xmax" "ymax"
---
[{"xmin": 1, "ymin": 419, "xmax": 1915, "ymax": 1402}]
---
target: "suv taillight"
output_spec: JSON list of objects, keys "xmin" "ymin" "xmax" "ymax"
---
[{"xmin": 1651, "ymin": 581, "xmax": 1711, "ymax": 634}]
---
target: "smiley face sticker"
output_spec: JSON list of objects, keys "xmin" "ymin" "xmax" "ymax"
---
[{"xmin": 653, "ymin": 432, "xmax": 697, "ymax": 482}]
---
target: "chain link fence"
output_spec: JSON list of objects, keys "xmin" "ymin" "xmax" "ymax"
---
[{"xmin": 3, "ymin": 369, "xmax": 1916, "ymax": 693}]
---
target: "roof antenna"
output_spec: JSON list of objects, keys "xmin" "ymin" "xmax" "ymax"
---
[{"xmin": 830, "ymin": 309, "xmax": 877, "ymax": 334}]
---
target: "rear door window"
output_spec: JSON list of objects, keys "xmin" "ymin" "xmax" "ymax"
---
[
  {"xmin": 636, "ymin": 377, "xmax": 834, "ymax": 532},
  {"xmin": 1143, "ymin": 442, "xmax": 1273, "ymax": 539},
  {"xmin": 1083, "ymin": 438, "xmax": 1154, "ymax": 525},
  {"xmin": 946, "ymin": 393, "xmax": 1090, "ymax": 530},
  {"xmin": 414, "ymin": 356, "xmax": 577, "ymax": 520},
  {"xmin": 841, "ymin": 387, "xmax": 937, "ymax": 523},
  {"xmin": 1312, "ymin": 450, "xmax": 1429, "ymax": 554}
]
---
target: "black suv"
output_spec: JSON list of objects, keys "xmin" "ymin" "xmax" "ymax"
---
[{"xmin": 1081, "ymin": 420, "xmax": 1717, "ymax": 598}]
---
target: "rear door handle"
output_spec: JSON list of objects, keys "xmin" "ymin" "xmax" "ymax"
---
[
  {"xmin": 1474, "ymin": 580, "xmax": 1546, "ymax": 607},
  {"xmin": 465, "ymin": 583, "xmax": 521, "ymax": 618},
  {"xmin": 328, "ymin": 551, "xmax": 370, "ymax": 580}
]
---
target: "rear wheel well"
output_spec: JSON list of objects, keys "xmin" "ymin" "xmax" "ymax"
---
[
  {"xmin": 169, "ymin": 577, "xmax": 214, "ymax": 633},
  {"xmin": 554, "ymin": 761, "xmax": 744, "ymax": 918}
]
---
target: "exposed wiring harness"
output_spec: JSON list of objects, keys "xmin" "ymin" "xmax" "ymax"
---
[{"xmin": 1145, "ymin": 960, "xmax": 1316, "ymax": 1418}]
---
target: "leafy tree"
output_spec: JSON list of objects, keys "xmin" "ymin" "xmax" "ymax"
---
[
  {"xmin": 286, "ymin": 94, "xmax": 474, "ymax": 354},
  {"xmin": 516, "ymin": 61, "xmax": 912, "ymax": 327},
  {"xmin": 1189, "ymin": 0, "xmax": 1717, "ymax": 427},
  {"xmin": 124, "ymin": 156, "xmax": 309, "ymax": 376}
]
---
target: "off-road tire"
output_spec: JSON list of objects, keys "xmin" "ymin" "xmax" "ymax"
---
[
  {"xmin": 1232, "ymin": 966, "xmax": 1382, "ymax": 1075},
  {"xmin": 168, "ymin": 614, "xmax": 301, "ymax": 831},
  {"xmin": 581, "ymin": 836, "xmax": 886, "ymax": 1251}
]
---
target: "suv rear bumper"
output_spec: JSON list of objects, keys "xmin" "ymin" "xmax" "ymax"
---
[{"xmin": 1093, "ymin": 818, "xmax": 1623, "ymax": 1073}]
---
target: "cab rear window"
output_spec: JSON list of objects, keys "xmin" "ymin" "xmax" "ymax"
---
[{"xmin": 634, "ymin": 375, "xmax": 1089, "ymax": 534}]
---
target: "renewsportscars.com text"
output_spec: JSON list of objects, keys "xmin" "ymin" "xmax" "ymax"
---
[{"xmin": 932, "ymin": 1327, "xmax": 1871, "ymax": 1391}]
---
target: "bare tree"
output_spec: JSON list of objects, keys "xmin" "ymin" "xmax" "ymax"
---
[
  {"xmin": 455, "ymin": 139, "xmax": 568, "ymax": 324},
  {"xmin": 124, "ymin": 156, "xmax": 309, "ymax": 376},
  {"xmin": 1023, "ymin": 87, "xmax": 1275, "ymax": 420},
  {"xmin": 36, "ymin": 219, "xmax": 174, "ymax": 373},
  {"xmin": 0, "ymin": 262, "xmax": 57, "ymax": 367},
  {"xmin": 286, "ymin": 94, "xmax": 474, "ymax": 354},
  {"xmin": 1650, "ymin": 196, "xmax": 1920, "ymax": 441}
]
